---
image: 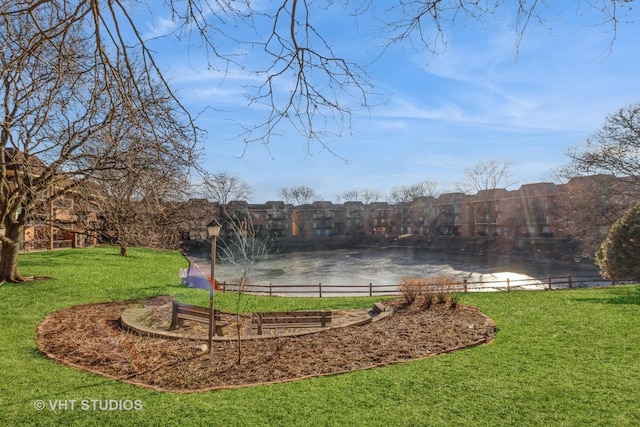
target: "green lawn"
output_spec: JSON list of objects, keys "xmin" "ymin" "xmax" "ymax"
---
[{"xmin": 1, "ymin": 246, "xmax": 639, "ymax": 426}]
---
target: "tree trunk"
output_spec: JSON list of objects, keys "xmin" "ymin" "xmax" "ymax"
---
[{"xmin": 0, "ymin": 223, "xmax": 24, "ymax": 283}]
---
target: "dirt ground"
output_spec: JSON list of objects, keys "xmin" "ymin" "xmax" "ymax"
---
[{"xmin": 36, "ymin": 296, "xmax": 496, "ymax": 393}]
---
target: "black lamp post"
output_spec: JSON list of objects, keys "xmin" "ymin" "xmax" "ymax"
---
[{"xmin": 206, "ymin": 221, "xmax": 221, "ymax": 353}]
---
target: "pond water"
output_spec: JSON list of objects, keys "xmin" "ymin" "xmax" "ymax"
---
[{"xmin": 187, "ymin": 246, "xmax": 603, "ymax": 295}]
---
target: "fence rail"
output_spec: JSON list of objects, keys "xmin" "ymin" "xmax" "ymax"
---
[{"xmin": 215, "ymin": 274, "xmax": 627, "ymax": 297}]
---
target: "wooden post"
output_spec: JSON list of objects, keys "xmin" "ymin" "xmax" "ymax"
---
[
  {"xmin": 269, "ymin": 283, "xmax": 272, "ymax": 297},
  {"xmin": 369, "ymin": 282, "xmax": 373, "ymax": 297},
  {"xmin": 319, "ymin": 282, "xmax": 322, "ymax": 298},
  {"xmin": 463, "ymin": 279, "xmax": 468, "ymax": 293},
  {"xmin": 205, "ymin": 222, "xmax": 221, "ymax": 353},
  {"xmin": 506, "ymin": 277, "xmax": 510, "ymax": 291}
]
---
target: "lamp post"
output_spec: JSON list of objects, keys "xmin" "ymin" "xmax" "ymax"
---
[{"xmin": 206, "ymin": 221, "xmax": 221, "ymax": 354}]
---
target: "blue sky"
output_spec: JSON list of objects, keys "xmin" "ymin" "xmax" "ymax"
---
[{"xmin": 141, "ymin": 2, "xmax": 640, "ymax": 203}]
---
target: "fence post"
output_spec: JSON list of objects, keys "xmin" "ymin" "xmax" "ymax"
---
[
  {"xmin": 507, "ymin": 278, "xmax": 510, "ymax": 291},
  {"xmin": 369, "ymin": 282, "xmax": 373, "ymax": 297},
  {"xmin": 269, "ymin": 283, "xmax": 272, "ymax": 297},
  {"xmin": 319, "ymin": 282, "xmax": 322, "ymax": 298},
  {"xmin": 463, "ymin": 279, "xmax": 468, "ymax": 293},
  {"xmin": 222, "ymin": 281, "xmax": 226, "ymax": 292}
]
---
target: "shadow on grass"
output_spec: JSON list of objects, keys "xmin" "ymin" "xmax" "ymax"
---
[{"xmin": 572, "ymin": 286, "xmax": 640, "ymax": 306}]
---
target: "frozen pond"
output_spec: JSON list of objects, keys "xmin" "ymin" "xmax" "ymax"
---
[{"xmin": 186, "ymin": 246, "xmax": 604, "ymax": 296}]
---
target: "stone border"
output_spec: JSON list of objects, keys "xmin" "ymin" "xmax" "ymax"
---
[{"xmin": 119, "ymin": 303, "xmax": 394, "ymax": 341}]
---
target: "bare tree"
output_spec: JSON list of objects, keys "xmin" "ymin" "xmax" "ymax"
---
[
  {"xmin": 279, "ymin": 186, "xmax": 320, "ymax": 206},
  {"xmin": 242, "ymin": 0, "xmax": 635, "ymax": 150},
  {"xmin": 557, "ymin": 102, "xmax": 640, "ymax": 256},
  {"xmin": 565, "ymin": 102, "xmax": 640, "ymax": 190},
  {"xmin": 337, "ymin": 190, "xmax": 359, "ymax": 203},
  {"xmin": 77, "ymin": 145, "xmax": 192, "ymax": 256},
  {"xmin": 456, "ymin": 160, "xmax": 517, "ymax": 194},
  {"xmin": 555, "ymin": 175, "xmax": 635, "ymax": 258},
  {"xmin": 218, "ymin": 215, "xmax": 270, "ymax": 364},
  {"xmin": 388, "ymin": 181, "xmax": 439, "ymax": 204},
  {"xmin": 386, "ymin": 182, "xmax": 439, "ymax": 235},
  {"xmin": 360, "ymin": 188, "xmax": 382, "ymax": 204},
  {"xmin": 201, "ymin": 173, "xmax": 254, "ymax": 209},
  {"xmin": 338, "ymin": 188, "xmax": 381, "ymax": 204},
  {"xmin": 0, "ymin": 6, "xmax": 198, "ymax": 282},
  {"xmin": 380, "ymin": 0, "xmax": 632, "ymax": 56},
  {"xmin": 279, "ymin": 186, "xmax": 321, "ymax": 237}
]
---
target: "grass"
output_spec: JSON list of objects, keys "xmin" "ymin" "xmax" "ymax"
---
[{"xmin": 1, "ymin": 246, "xmax": 640, "ymax": 426}]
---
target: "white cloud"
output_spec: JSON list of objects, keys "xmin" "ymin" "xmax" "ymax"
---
[{"xmin": 143, "ymin": 16, "xmax": 177, "ymax": 39}]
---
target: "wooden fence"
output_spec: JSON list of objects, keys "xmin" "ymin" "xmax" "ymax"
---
[{"xmin": 215, "ymin": 274, "xmax": 626, "ymax": 297}]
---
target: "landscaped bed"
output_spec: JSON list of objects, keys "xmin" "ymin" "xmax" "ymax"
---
[{"xmin": 36, "ymin": 296, "xmax": 496, "ymax": 393}]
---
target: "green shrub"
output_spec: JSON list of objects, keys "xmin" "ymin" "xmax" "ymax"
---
[{"xmin": 595, "ymin": 203, "xmax": 640, "ymax": 281}]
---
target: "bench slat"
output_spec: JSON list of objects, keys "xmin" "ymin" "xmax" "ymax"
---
[
  {"xmin": 260, "ymin": 323, "xmax": 328, "ymax": 328},
  {"xmin": 260, "ymin": 310, "xmax": 329, "ymax": 316},
  {"xmin": 258, "ymin": 317, "xmax": 329, "ymax": 324},
  {"xmin": 251, "ymin": 310, "xmax": 332, "ymax": 335}
]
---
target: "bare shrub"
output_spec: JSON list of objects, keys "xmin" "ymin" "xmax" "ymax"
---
[
  {"xmin": 397, "ymin": 276, "xmax": 461, "ymax": 309},
  {"xmin": 398, "ymin": 276, "xmax": 423, "ymax": 305},
  {"xmin": 449, "ymin": 293, "xmax": 460, "ymax": 310},
  {"xmin": 422, "ymin": 292, "xmax": 435, "ymax": 309}
]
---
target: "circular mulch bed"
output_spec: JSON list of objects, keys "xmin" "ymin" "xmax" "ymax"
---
[{"xmin": 36, "ymin": 296, "xmax": 496, "ymax": 393}]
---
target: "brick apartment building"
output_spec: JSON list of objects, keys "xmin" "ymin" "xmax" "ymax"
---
[
  {"xmin": 186, "ymin": 175, "xmax": 637, "ymax": 243},
  {"xmin": 7, "ymin": 174, "xmax": 635, "ymax": 251}
]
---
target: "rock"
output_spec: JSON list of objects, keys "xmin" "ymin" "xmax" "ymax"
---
[
  {"xmin": 371, "ymin": 302, "xmax": 386, "ymax": 314},
  {"xmin": 194, "ymin": 344, "xmax": 208, "ymax": 353}
]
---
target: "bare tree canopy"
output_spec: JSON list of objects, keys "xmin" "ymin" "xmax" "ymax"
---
[
  {"xmin": 338, "ymin": 188, "xmax": 381, "ymax": 204},
  {"xmin": 4, "ymin": 1, "xmax": 629, "ymax": 152},
  {"xmin": 565, "ymin": 102, "xmax": 640, "ymax": 188},
  {"xmin": 77, "ymin": 146, "xmax": 192, "ymax": 256},
  {"xmin": 279, "ymin": 185, "xmax": 320, "ymax": 206},
  {"xmin": 0, "ymin": 2, "xmax": 198, "ymax": 281},
  {"xmin": 388, "ymin": 181, "xmax": 439, "ymax": 203},
  {"xmin": 555, "ymin": 175, "xmax": 636, "ymax": 257},
  {"xmin": 557, "ymin": 102, "xmax": 640, "ymax": 256},
  {"xmin": 210, "ymin": 0, "xmax": 636, "ymax": 150},
  {"xmin": 456, "ymin": 160, "xmax": 517, "ymax": 194},
  {"xmin": 201, "ymin": 173, "xmax": 254, "ymax": 207}
]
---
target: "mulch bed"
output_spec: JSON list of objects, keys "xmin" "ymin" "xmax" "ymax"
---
[{"xmin": 36, "ymin": 296, "xmax": 496, "ymax": 393}]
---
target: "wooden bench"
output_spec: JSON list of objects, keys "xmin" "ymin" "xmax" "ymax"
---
[
  {"xmin": 169, "ymin": 301, "xmax": 228, "ymax": 336},
  {"xmin": 251, "ymin": 310, "xmax": 332, "ymax": 335}
]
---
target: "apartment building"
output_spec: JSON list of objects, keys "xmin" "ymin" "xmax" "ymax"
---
[{"xmin": 188, "ymin": 175, "xmax": 636, "ymax": 242}]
